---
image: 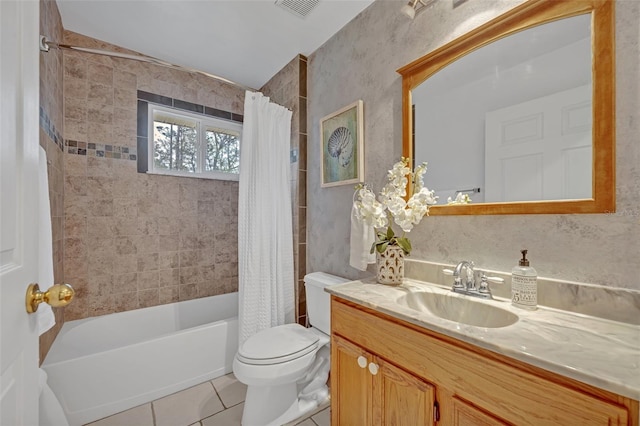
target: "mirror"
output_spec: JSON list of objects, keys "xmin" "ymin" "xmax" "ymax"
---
[{"xmin": 398, "ymin": 0, "xmax": 615, "ymax": 215}]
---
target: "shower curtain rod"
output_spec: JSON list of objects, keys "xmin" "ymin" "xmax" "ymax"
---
[{"xmin": 39, "ymin": 35, "xmax": 255, "ymax": 92}]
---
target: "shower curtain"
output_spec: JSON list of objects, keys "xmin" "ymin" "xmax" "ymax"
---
[{"xmin": 238, "ymin": 91, "xmax": 294, "ymax": 345}]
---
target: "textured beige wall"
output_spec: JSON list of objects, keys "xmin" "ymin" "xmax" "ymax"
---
[
  {"xmin": 39, "ymin": 0, "xmax": 65, "ymax": 361},
  {"xmin": 307, "ymin": 0, "xmax": 640, "ymax": 290},
  {"xmin": 62, "ymin": 31, "xmax": 244, "ymax": 320}
]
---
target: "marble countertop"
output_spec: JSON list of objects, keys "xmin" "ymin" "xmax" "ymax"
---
[{"xmin": 326, "ymin": 278, "xmax": 640, "ymax": 400}]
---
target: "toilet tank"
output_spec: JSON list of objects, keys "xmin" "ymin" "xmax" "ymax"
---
[{"xmin": 304, "ymin": 272, "xmax": 350, "ymax": 335}]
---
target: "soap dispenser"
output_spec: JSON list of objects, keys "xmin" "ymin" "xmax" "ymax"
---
[{"xmin": 511, "ymin": 249, "xmax": 537, "ymax": 310}]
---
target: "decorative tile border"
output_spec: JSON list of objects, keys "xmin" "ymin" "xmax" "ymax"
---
[
  {"xmin": 39, "ymin": 106, "xmax": 63, "ymax": 151},
  {"xmin": 65, "ymin": 139, "xmax": 137, "ymax": 161},
  {"xmin": 137, "ymin": 91, "xmax": 244, "ymax": 123}
]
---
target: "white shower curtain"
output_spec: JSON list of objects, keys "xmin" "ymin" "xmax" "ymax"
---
[{"xmin": 238, "ymin": 90, "xmax": 295, "ymax": 345}]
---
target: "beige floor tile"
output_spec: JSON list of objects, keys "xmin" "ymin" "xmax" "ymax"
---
[
  {"xmin": 211, "ymin": 373, "xmax": 247, "ymax": 408},
  {"xmin": 294, "ymin": 419, "xmax": 316, "ymax": 426},
  {"xmin": 153, "ymin": 382, "xmax": 224, "ymax": 426},
  {"xmin": 284, "ymin": 399, "xmax": 331, "ymax": 426},
  {"xmin": 85, "ymin": 403, "xmax": 153, "ymax": 426},
  {"xmin": 311, "ymin": 407, "xmax": 330, "ymax": 426},
  {"xmin": 201, "ymin": 403, "xmax": 244, "ymax": 426}
]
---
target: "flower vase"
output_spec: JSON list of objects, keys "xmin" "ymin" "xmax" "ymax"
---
[{"xmin": 376, "ymin": 245, "xmax": 405, "ymax": 285}]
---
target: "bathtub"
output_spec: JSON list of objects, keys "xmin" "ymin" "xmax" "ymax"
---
[{"xmin": 42, "ymin": 292, "xmax": 238, "ymax": 426}]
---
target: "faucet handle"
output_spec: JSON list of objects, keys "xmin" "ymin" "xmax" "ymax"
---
[
  {"xmin": 486, "ymin": 275, "xmax": 505, "ymax": 284},
  {"xmin": 444, "ymin": 269, "xmax": 465, "ymax": 290},
  {"xmin": 477, "ymin": 273, "xmax": 505, "ymax": 298}
]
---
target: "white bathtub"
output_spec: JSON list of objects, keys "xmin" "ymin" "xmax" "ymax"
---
[{"xmin": 42, "ymin": 293, "xmax": 238, "ymax": 426}]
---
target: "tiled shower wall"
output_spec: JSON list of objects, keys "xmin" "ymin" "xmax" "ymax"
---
[
  {"xmin": 62, "ymin": 31, "xmax": 245, "ymax": 320},
  {"xmin": 39, "ymin": 0, "xmax": 65, "ymax": 361},
  {"xmin": 259, "ymin": 55, "xmax": 308, "ymax": 325}
]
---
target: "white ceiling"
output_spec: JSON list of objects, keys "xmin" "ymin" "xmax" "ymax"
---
[{"xmin": 56, "ymin": 0, "xmax": 375, "ymax": 90}]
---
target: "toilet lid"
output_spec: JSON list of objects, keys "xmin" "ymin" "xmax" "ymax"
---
[{"xmin": 237, "ymin": 323, "xmax": 320, "ymax": 365}]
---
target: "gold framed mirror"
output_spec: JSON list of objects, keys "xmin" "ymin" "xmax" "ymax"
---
[{"xmin": 398, "ymin": 0, "xmax": 614, "ymax": 215}]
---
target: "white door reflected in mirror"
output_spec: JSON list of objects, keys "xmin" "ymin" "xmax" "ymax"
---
[{"xmin": 412, "ymin": 14, "xmax": 592, "ymax": 205}]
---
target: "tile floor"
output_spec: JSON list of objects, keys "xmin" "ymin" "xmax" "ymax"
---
[{"xmin": 86, "ymin": 373, "xmax": 330, "ymax": 426}]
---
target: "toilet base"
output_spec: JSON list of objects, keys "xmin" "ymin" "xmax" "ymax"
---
[{"xmin": 241, "ymin": 383, "xmax": 329, "ymax": 426}]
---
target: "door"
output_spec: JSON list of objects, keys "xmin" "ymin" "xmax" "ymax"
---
[
  {"xmin": 0, "ymin": 1, "xmax": 41, "ymax": 425},
  {"xmin": 373, "ymin": 356, "xmax": 435, "ymax": 425},
  {"xmin": 451, "ymin": 397, "xmax": 510, "ymax": 426},
  {"xmin": 485, "ymin": 85, "xmax": 592, "ymax": 202},
  {"xmin": 331, "ymin": 335, "xmax": 373, "ymax": 425},
  {"xmin": 331, "ymin": 335, "xmax": 437, "ymax": 426}
]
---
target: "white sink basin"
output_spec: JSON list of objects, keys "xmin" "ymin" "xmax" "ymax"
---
[{"xmin": 396, "ymin": 290, "xmax": 519, "ymax": 328}]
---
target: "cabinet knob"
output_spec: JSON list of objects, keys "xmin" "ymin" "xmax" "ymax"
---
[
  {"xmin": 357, "ymin": 356, "xmax": 367, "ymax": 368},
  {"xmin": 368, "ymin": 362, "xmax": 379, "ymax": 375}
]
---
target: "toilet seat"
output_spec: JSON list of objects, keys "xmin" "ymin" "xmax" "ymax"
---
[{"xmin": 237, "ymin": 323, "xmax": 319, "ymax": 365}]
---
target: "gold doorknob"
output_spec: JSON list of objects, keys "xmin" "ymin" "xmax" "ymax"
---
[{"xmin": 25, "ymin": 283, "xmax": 75, "ymax": 314}]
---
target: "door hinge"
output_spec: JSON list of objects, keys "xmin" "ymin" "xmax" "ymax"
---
[{"xmin": 434, "ymin": 400, "xmax": 440, "ymax": 423}]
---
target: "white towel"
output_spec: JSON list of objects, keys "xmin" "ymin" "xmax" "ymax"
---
[
  {"xmin": 349, "ymin": 204, "xmax": 376, "ymax": 271},
  {"xmin": 37, "ymin": 146, "xmax": 56, "ymax": 336}
]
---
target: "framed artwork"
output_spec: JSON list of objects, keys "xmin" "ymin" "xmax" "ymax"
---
[{"xmin": 320, "ymin": 100, "xmax": 364, "ymax": 188}]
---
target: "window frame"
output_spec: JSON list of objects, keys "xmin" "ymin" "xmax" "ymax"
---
[{"xmin": 147, "ymin": 104, "xmax": 242, "ymax": 181}]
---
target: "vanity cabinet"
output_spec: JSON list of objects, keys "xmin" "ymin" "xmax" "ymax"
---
[
  {"xmin": 330, "ymin": 297, "xmax": 638, "ymax": 426},
  {"xmin": 332, "ymin": 334, "xmax": 435, "ymax": 425}
]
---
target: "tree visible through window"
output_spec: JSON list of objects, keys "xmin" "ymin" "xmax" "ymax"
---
[
  {"xmin": 149, "ymin": 106, "xmax": 242, "ymax": 179},
  {"xmin": 205, "ymin": 127, "xmax": 240, "ymax": 173},
  {"xmin": 154, "ymin": 119, "xmax": 197, "ymax": 172}
]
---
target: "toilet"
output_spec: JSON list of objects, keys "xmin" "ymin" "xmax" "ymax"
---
[{"xmin": 233, "ymin": 272, "xmax": 349, "ymax": 426}]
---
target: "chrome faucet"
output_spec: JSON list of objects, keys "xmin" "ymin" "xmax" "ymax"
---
[
  {"xmin": 444, "ymin": 261, "xmax": 504, "ymax": 299},
  {"xmin": 452, "ymin": 260, "xmax": 476, "ymax": 292}
]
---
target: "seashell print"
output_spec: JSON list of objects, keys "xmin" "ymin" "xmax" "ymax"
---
[{"xmin": 327, "ymin": 126, "xmax": 354, "ymax": 167}]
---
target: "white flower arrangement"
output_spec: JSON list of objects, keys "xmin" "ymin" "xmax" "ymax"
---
[{"xmin": 353, "ymin": 158, "xmax": 438, "ymax": 255}]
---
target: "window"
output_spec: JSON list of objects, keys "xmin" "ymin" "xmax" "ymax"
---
[{"xmin": 148, "ymin": 104, "xmax": 241, "ymax": 180}]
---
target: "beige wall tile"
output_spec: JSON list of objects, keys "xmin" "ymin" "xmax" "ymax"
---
[
  {"xmin": 64, "ymin": 118, "xmax": 87, "ymax": 141},
  {"xmin": 113, "ymin": 291, "xmax": 139, "ymax": 313},
  {"xmin": 113, "ymin": 198, "xmax": 137, "ymax": 217},
  {"xmin": 179, "ymin": 284, "xmax": 198, "ymax": 301},
  {"xmin": 112, "ymin": 254, "xmax": 137, "ymax": 275},
  {"xmin": 87, "ymin": 62, "xmax": 113, "ymax": 86},
  {"xmin": 158, "ymin": 252, "xmax": 179, "ymax": 270},
  {"xmin": 137, "ymin": 252, "xmax": 159, "ymax": 272},
  {"xmin": 87, "ymin": 255, "xmax": 114, "ymax": 277},
  {"xmin": 64, "ymin": 256, "xmax": 87, "ymax": 279},
  {"xmin": 87, "ymin": 83, "xmax": 113, "ymax": 105},
  {"xmin": 138, "ymin": 288, "xmax": 159, "ymax": 308},
  {"xmin": 87, "ymin": 274, "xmax": 113, "ymax": 298},
  {"xmin": 64, "ymin": 55, "xmax": 87, "ymax": 80},
  {"xmin": 159, "ymin": 285, "xmax": 179, "ymax": 304},
  {"xmin": 138, "ymin": 271, "xmax": 159, "ymax": 289},
  {"xmin": 59, "ymin": 31, "xmax": 246, "ymax": 321},
  {"xmin": 112, "ymin": 273, "xmax": 137, "ymax": 293},
  {"xmin": 159, "ymin": 269, "xmax": 180, "ymax": 288}
]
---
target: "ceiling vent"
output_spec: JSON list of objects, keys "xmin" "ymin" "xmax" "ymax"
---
[{"xmin": 275, "ymin": 0, "xmax": 320, "ymax": 18}]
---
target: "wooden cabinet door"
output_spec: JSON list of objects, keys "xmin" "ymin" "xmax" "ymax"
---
[
  {"xmin": 373, "ymin": 357, "xmax": 436, "ymax": 425},
  {"xmin": 331, "ymin": 335, "xmax": 373, "ymax": 425},
  {"xmin": 451, "ymin": 397, "xmax": 510, "ymax": 426}
]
